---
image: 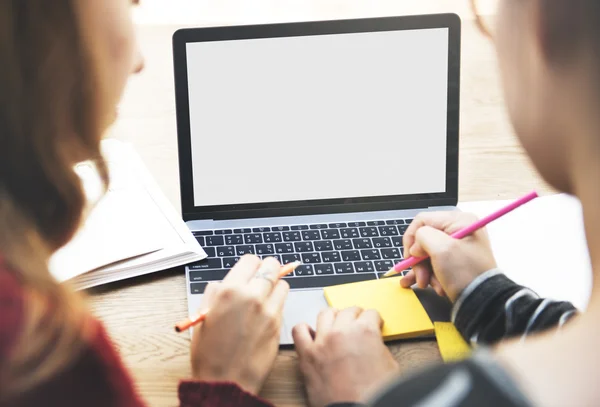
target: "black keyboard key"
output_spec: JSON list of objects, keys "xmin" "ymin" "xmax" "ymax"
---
[
  {"xmin": 352, "ymin": 238, "xmax": 372, "ymax": 249},
  {"xmin": 216, "ymin": 246, "xmax": 235, "ymax": 257},
  {"xmin": 340, "ymin": 228, "xmax": 359, "ymax": 238},
  {"xmin": 372, "ymin": 237, "xmax": 392, "ymax": 248},
  {"xmin": 321, "ymin": 229, "xmax": 340, "ymax": 239},
  {"xmin": 302, "ymin": 230, "xmax": 321, "ymax": 240},
  {"xmin": 355, "ymin": 261, "xmax": 375, "ymax": 273},
  {"xmin": 264, "ymin": 232, "xmax": 282, "ymax": 243},
  {"xmin": 398, "ymin": 225, "xmax": 409, "ymax": 234},
  {"xmin": 386, "ymin": 219, "xmax": 405, "ymax": 225},
  {"xmin": 328, "ymin": 222, "xmax": 347, "ymax": 228},
  {"xmin": 244, "ymin": 234, "xmax": 263, "ymax": 244},
  {"xmin": 234, "ymin": 228, "xmax": 251, "ymax": 233},
  {"xmin": 359, "ymin": 227, "xmax": 379, "ymax": 237},
  {"xmin": 321, "ymin": 251, "xmax": 341, "ymax": 262},
  {"xmin": 314, "ymin": 240, "xmax": 333, "ymax": 251},
  {"xmin": 360, "ymin": 249, "xmax": 380, "ymax": 260},
  {"xmin": 295, "ymin": 265, "xmax": 315, "ymax": 276},
  {"xmin": 283, "ymin": 273, "xmax": 375, "ymax": 289},
  {"xmin": 347, "ymin": 222, "xmax": 366, "ymax": 227},
  {"xmin": 301, "ymin": 253, "xmax": 321, "ymax": 264},
  {"xmin": 391, "ymin": 236, "xmax": 403, "ymax": 247},
  {"xmin": 275, "ymin": 243, "xmax": 295, "ymax": 254},
  {"xmin": 295, "ymin": 242, "xmax": 314, "ymax": 252},
  {"xmin": 374, "ymin": 260, "xmax": 394, "ymax": 271},
  {"xmin": 195, "ymin": 236, "xmax": 205, "ymax": 246},
  {"xmin": 334, "ymin": 262, "xmax": 355, "ymax": 274},
  {"xmin": 190, "ymin": 282, "xmax": 208, "ymax": 294},
  {"xmin": 225, "ymin": 235, "xmax": 243, "ymax": 245},
  {"xmin": 283, "ymin": 231, "xmax": 302, "ymax": 242},
  {"xmin": 223, "ymin": 257, "xmax": 240, "ymax": 268},
  {"xmin": 193, "ymin": 230, "xmax": 213, "ymax": 236},
  {"xmin": 309, "ymin": 224, "xmax": 328, "ymax": 229},
  {"xmin": 341, "ymin": 250, "xmax": 360, "ymax": 261},
  {"xmin": 282, "ymin": 253, "xmax": 301, "ymax": 264},
  {"xmin": 203, "ymin": 247, "xmax": 216, "ymax": 257},
  {"xmin": 255, "ymin": 244, "xmax": 275, "ymax": 255},
  {"xmin": 406, "ymin": 218, "xmax": 414, "ymax": 224},
  {"xmin": 236, "ymin": 245, "xmax": 255, "ymax": 255},
  {"xmin": 314, "ymin": 264, "xmax": 335, "ymax": 275},
  {"xmin": 253, "ymin": 227, "xmax": 270, "ymax": 232},
  {"xmin": 381, "ymin": 248, "xmax": 401, "ymax": 259},
  {"xmin": 333, "ymin": 239, "xmax": 353, "ymax": 250},
  {"xmin": 379, "ymin": 226, "xmax": 398, "ymax": 236},
  {"xmin": 190, "ymin": 269, "xmax": 228, "ymax": 282},
  {"xmin": 367, "ymin": 220, "xmax": 385, "ymax": 226},
  {"xmin": 291, "ymin": 225, "xmax": 309, "ymax": 230},
  {"xmin": 272, "ymin": 226, "xmax": 290, "ymax": 231},
  {"xmin": 189, "ymin": 258, "xmax": 222, "ymax": 270},
  {"xmin": 214, "ymin": 229, "xmax": 232, "ymax": 235},
  {"xmin": 205, "ymin": 236, "xmax": 224, "ymax": 246}
]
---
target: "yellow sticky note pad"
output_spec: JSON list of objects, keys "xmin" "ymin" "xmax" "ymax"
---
[
  {"xmin": 323, "ymin": 277, "xmax": 434, "ymax": 341},
  {"xmin": 434, "ymin": 322, "xmax": 471, "ymax": 362}
]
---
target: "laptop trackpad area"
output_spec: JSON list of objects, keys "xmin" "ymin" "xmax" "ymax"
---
[{"xmin": 280, "ymin": 289, "xmax": 329, "ymax": 345}]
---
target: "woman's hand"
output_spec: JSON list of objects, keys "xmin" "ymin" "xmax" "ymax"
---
[
  {"xmin": 400, "ymin": 211, "xmax": 497, "ymax": 302},
  {"xmin": 292, "ymin": 307, "xmax": 399, "ymax": 407},
  {"xmin": 190, "ymin": 255, "xmax": 289, "ymax": 395}
]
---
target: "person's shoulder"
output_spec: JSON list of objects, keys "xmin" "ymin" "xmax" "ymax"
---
[{"xmin": 0, "ymin": 255, "xmax": 25, "ymax": 363}]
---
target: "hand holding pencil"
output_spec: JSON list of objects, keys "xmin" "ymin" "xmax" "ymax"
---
[
  {"xmin": 394, "ymin": 192, "xmax": 537, "ymax": 301},
  {"xmin": 175, "ymin": 259, "xmax": 300, "ymax": 332},
  {"xmin": 185, "ymin": 255, "xmax": 296, "ymax": 396}
]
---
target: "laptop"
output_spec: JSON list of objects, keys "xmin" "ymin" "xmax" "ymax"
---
[{"xmin": 172, "ymin": 14, "xmax": 461, "ymax": 344}]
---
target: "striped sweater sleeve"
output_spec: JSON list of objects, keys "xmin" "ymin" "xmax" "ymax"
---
[{"xmin": 452, "ymin": 269, "xmax": 578, "ymax": 345}]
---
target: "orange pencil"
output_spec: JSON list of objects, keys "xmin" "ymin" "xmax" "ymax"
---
[{"xmin": 174, "ymin": 261, "xmax": 302, "ymax": 333}]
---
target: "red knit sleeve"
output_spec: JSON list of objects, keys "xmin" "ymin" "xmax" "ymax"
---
[
  {"xmin": 0, "ymin": 260, "xmax": 146, "ymax": 407},
  {"xmin": 1, "ymin": 258, "xmax": 273, "ymax": 407},
  {"xmin": 0, "ymin": 261, "xmax": 24, "ymax": 367},
  {"xmin": 179, "ymin": 381, "xmax": 274, "ymax": 407}
]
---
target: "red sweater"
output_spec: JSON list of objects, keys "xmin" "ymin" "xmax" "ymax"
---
[{"xmin": 0, "ymin": 257, "xmax": 272, "ymax": 407}]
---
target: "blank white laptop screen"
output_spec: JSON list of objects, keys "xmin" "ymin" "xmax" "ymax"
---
[{"xmin": 186, "ymin": 27, "xmax": 449, "ymax": 207}]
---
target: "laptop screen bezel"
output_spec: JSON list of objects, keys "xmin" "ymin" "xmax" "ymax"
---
[{"xmin": 173, "ymin": 14, "xmax": 461, "ymax": 221}]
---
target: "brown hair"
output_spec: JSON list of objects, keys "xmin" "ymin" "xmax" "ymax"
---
[
  {"xmin": 538, "ymin": 0, "xmax": 600, "ymax": 66},
  {"xmin": 472, "ymin": 0, "xmax": 600, "ymax": 65},
  {"xmin": 0, "ymin": 0, "xmax": 108, "ymax": 399}
]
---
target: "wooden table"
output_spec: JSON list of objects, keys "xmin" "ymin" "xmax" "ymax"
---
[{"xmin": 89, "ymin": 6, "xmax": 554, "ymax": 406}]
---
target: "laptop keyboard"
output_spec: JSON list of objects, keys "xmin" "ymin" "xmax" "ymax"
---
[{"xmin": 188, "ymin": 219, "xmax": 413, "ymax": 294}]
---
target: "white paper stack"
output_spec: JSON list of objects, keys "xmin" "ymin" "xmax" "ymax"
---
[{"xmin": 49, "ymin": 139, "xmax": 206, "ymax": 290}]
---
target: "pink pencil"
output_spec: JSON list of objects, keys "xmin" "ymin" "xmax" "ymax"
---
[{"xmin": 383, "ymin": 191, "xmax": 539, "ymax": 277}]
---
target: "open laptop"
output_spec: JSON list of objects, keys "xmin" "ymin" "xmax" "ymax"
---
[{"xmin": 172, "ymin": 14, "xmax": 461, "ymax": 344}]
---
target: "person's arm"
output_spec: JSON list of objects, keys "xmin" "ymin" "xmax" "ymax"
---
[
  {"xmin": 398, "ymin": 211, "xmax": 579, "ymax": 345},
  {"xmin": 452, "ymin": 269, "xmax": 578, "ymax": 345},
  {"xmin": 0, "ymin": 266, "xmax": 147, "ymax": 407},
  {"xmin": 1, "ymin": 264, "xmax": 272, "ymax": 407},
  {"xmin": 367, "ymin": 349, "xmax": 532, "ymax": 407}
]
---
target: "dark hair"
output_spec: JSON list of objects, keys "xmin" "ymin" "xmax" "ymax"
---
[
  {"xmin": 540, "ymin": 0, "xmax": 600, "ymax": 65},
  {"xmin": 0, "ymin": 0, "xmax": 108, "ymax": 399}
]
